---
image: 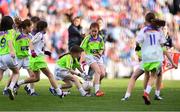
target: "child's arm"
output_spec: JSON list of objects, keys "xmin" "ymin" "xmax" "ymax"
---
[
  {"xmin": 8, "ymin": 40, "xmax": 15, "ymax": 58},
  {"xmin": 163, "ymin": 50, "xmax": 178, "ymax": 69}
]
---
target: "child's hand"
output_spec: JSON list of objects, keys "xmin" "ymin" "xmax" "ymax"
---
[
  {"xmin": 31, "ymin": 50, "xmax": 37, "ymax": 58},
  {"xmin": 10, "ymin": 51, "xmax": 15, "ymax": 58}
]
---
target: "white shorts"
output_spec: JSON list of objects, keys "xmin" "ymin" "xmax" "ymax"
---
[
  {"xmin": 85, "ymin": 55, "xmax": 103, "ymax": 66},
  {"xmin": 0, "ymin": 54, "xmax": 18, "ymax": 70},
  {"xmin": 17, "ymin": 57, "xmax": 29, "ymax": 69},
  {"xmin": 54, "ymin": 66, "xmax": 70, "ymax": 80}
]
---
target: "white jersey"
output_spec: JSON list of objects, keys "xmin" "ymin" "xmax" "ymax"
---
[
  {"xmin": 31, "ymin": 32, "xmax": 45, "ymax": 55},
  {"xmin": 136, "ymin": 26, "xmax": 166, "ymax": 63}
]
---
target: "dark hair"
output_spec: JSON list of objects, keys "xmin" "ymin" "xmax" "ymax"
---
[
  {"xmin": 19, "ymin": 19, "xmax": 32, "ymax": 29},
  {"xmin": 70, "ymin": 45, "xmax": 84, "ymax": 53},
  {"xmin": 145, "ymin": 12, "xmax": 156, "ymax": 23},
  {"xmin": 36, "ymin": 21, "xmax": 48, "ymax": 32},
  {"xmin": 145, "ymin": 12, "xmax": 165, "ymax": 28},
  {"xmin": 0, "ymin": 16, "xmax": 14, "ymax": 31},
  {"xmin": 31, "ymin": 16, "xmax": 40, "ymax": 24},
  {"xmin": 72, "ymin": 16, "xmax": 81, "ymax": 25},
  {"xmin": 90, "ymin": 22, "xmax": 99, "ymax": 30}
]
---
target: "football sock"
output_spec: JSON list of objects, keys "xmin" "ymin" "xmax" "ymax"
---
[
  {"xmin": 55, "ymin": 88, "xmax": 62, "ymax": 95},
  {"xmin": 8, "ymin": 82, "xmax": 15, "ymax": 90},
  {"xmin": 124, "ymin": 92, "xmax": 131, "ymax": 98},
  {"xmin": 27, "ymin": 84, "xmax": 31, "ymax": 90},
  {"xmin": 30, "ymin": 88, "xmax": 35, "ymax": 94},
  {"xmin": 145, "ymin": 85, "xmax": 152, "ymax": 94},
  {"xmin": 17, "ymin": 80, "xmax": 25, "ymax": 86},
  {"xmin": 78, "ymin": 87, "xmax": 87, "ymax": 96},
  {"xmin": 95, "ymin": 84, "xmax": 100, "ymax": 93},
  {"xmin": 155, "ymin": 90, "xmax": 160, "ymax": 96},
  {"xmin": 4, "ymin": 87, "xmax": 7, "ymax": 91}
]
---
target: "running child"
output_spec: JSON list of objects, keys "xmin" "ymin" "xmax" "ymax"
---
[
  {"xmin": 0, "ymin": 16, "xmax": 20, "ymax": 100},
  {"xmin": 14, "ymin": 20, "xmax": 64, "ymax": 98},
  {"xmin": 136, "ymin": 12, "xmax": 167, "ymax": 105},
  {"xmin": 80, "ymin": 22, "xmax": 105, "ymax": 97}
]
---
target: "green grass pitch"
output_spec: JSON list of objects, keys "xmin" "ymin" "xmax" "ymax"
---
[{"xmin": 0, "ymin": 79, "xmax": 180, "ymax": 111}]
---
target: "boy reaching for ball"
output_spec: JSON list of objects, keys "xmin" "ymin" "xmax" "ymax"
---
[{"xmin": 49, "ymin": 45, "xmax": 91, "ymax": 97}]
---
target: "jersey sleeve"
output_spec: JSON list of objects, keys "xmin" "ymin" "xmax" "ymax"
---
[
  {"xmin": 100, "ymin": 37, "xmax": 105, "ymax": 50},
  {"xmin": 80, "ymin": 36, "xmax": 89, "ymax": 51},
  {"xmin": 65, "ymin": 55, "xmax": 72, "ymax": 69},
  {"xmin": 136, "ymin": 29, "xmax": 145, "ymax": 44},
  {"xmin": 32, "ymin": 32, "xmax": 42, "ymax": 44}
]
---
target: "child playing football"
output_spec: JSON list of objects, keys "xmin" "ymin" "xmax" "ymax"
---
[
  {"xmin": 14, "ymin": 20, "xmax": 64, "ymax": 98},
  {"xmin": 80, "ymin": 22, "xmax": 105, "ymax": 97},
  {"xmin": 3, "ymin": 19, "xmax": 38, "ymax": 96},
  {"xmin": 136, "ymin": 12, "xmax": 167, "ymax": 105},
  {"xmin": 0, "ymin": 16, "xmax": 20, "ymax": 100},
  {"xmin": 121, "ymin": 46, "xmax": 177, "ymax": 101},
  {"xmin": 49, "ymin": 45, "xmax": 90, "ymax": 96}
]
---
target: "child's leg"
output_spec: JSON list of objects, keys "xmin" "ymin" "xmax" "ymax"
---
[
  {"xmin": 155, "ymin": 70, "xmax": 162, "ymax": 97},
  {"xmin": 144, "ymin": 72, "xmax": 150, "ymax": 90},
  {"xmin": 99, "ymin": 64, "xmax": 106, "ymax": 81},
  {"xmin": 8, "ymin": 68, "xmax": 19, "ymax": 90},
  {"xmin": 0, "ymin": 69, "xmax": 4, "ymax": 81},
  {"xmin": 40, "ymin": 67, "xmax": 62, "ymax": 96},
  {"xmin": 123, "ymin": 69, "xmax": 144, "ymax": 99},
  {"xmin": 144, "ymin": 71, "xmax": 157, "ymax": 95},
  {"xmin": 17, "ymin": 71, "xmax": 40, "ymax": 85},
  {"xmin": 66, "ymin": 75, "xmax": 87, "ymax": 96},
  {"xmin": 61, "ymin": 79, "xmax": 73, "ymax": 89},
  {"xmin": 27, "ymin": 69, "xmax": 36, "ymax": 94},
  {"xmin": 90, "ymin": 62, "xmax": 102, "ymax": 93}
]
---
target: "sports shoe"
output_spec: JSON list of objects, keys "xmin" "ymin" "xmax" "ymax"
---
[
  {"xmin": 58, "ymin": 92, "xmax": 65, "ymax": 99},
  {"xmin": 49, "ymin": 87, "xmax": 57, "ymax": 96},
  {"xmin": 121, "ymin": 97, "xmax": 129, "ymax": 101},
  {"xmin": 84, "ymin": 93, "xmax": 92, "ymax": 97},
  {"xmin": 24, "ymin": 85, "xmax": 31, "ymax": 95},
  {"xmin": 7, "ymin": 88, "xmax": 15, "ymax": 100},
  {"xmin": 96, "ymin": 90, "xmax": 104, "ymax": 97},
  {"xmin": 3, "ymin": 89, "xmax": 9, "ymax": 96},
  {"xmin": 154, "ymin": 95, "xmax": 163, "ymax": 100},
  {"xmin": 63, "ymin": 90, "xmax": 71, "ymax": 96},
  {"xmin": 30, "ymin": 92, "xmax": 39, "ymax": 96},
  {"xmin": 142, "ymin": 92, "xmax": 151, "ymax": 105}
]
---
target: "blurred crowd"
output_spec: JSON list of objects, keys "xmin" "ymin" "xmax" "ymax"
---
[{"xmin": 0, "ymin": 0, "xmax": 180, "ymax": 78}]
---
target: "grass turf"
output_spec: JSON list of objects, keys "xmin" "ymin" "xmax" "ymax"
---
[{"xmin": 0, "ymin": 79, "xmax": 180, "ymax": 111}]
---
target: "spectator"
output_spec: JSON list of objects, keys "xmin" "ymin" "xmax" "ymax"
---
[{"xmin": 68, "ymin": 16, "xmax": 83, "ymax": 50}]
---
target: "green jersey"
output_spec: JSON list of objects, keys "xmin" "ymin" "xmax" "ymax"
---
[
  {"xmin": 0, "ymin": 29, "xmax": 15, "ymax": 55},
  {"xmin": 14, "ymin": 33, "xmax": 31, "ymax": 59},
  {"xmin": 57, "ymin": 54, "xmax": 80, "ymax": 69},
  {"xmin": 80, "ymin": 35, "xmax": 104, "ymax": 55}
]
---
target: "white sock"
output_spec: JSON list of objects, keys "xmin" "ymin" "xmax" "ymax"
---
[
  {"xmin": 95, "ymin": 84, "xmax": 100, "ymax": 93},
  {"xmin": 9, "ymin": 82, "xmax": 16, "ymax": 90},
  {"xmin": 30, "ymin": 89, "xmax": 35, "ymax": 94},
  {"xmin": 145, "ymin": 85, "xmax": 152, "ymax": 94},
  {"xmin": 124, "ymin": 92, "xmax": 131, "ymax": 98},
  {"xmin": 78, "ymin": 87, "xmax": 87, "ymax": 96},
  {"xmin": 155, "ymin": 90, "xmax": 160, "ymax": 96},
  {"xmin": 55, "ymin": 88, "xmax": 62, "ymax": 95},
  {"xmin": 27, "ymin": 84, "xmax": 31, "ymax": 89},
  {"xmin": 4, "ymin": 87, "xmax": 7, "ymax": 90},
  {"xmin": 17, "ymin": 80, "xmax": 25, "ymax": 86},
  {"xmin": 50, "ymin": 86, "xmax": 54, "ymax": 89}
]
